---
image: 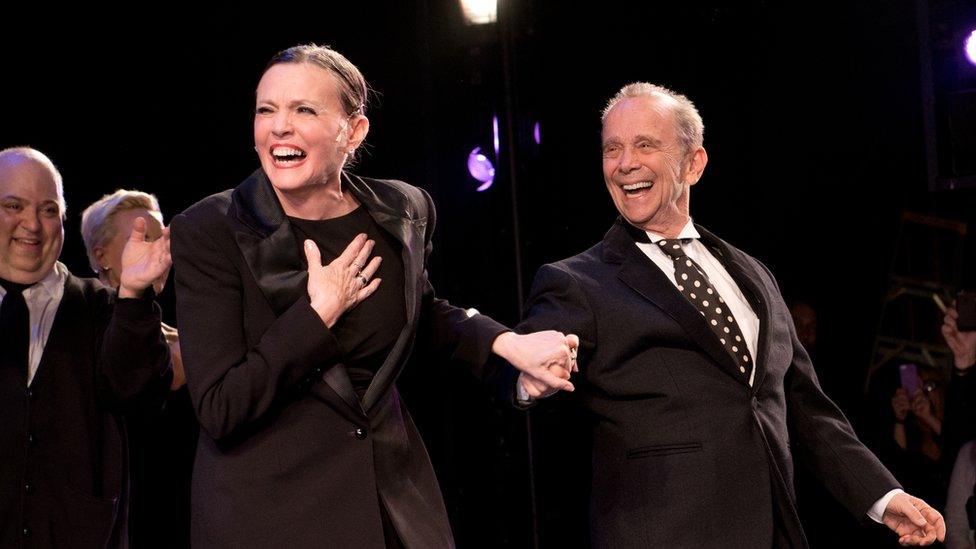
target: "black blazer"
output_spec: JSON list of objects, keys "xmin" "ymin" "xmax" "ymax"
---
[
  {"xmin": 170, "ymin": 170, "xmax": 507, "ymax": 548},
  {"xmin": 517, "ymin": 219, "xmax": 899, "ymax": 549},
  {"xmin": 0, "ymin": 273, "xmax": 172, "ymax": 549}
]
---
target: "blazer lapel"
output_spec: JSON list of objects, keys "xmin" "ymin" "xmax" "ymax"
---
[
  {"xmin": 697, "ymin": 225, "xmax": 772, "ymax": 391},
  {"xmin": 343, "ymin": 173, "xmax": 426, "ymax": 411},
  {"xmin": 232, "ymin": 170, "xmax": 307, "ymax": 315},
  {"xmin": 231, "ymin": 170, "xmax": 361, "ymax": 412},
  {"xmin": 605, "ymin": 221, "xmax": 748, "ymax": 386}
]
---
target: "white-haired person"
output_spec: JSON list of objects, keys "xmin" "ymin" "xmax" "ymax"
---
[
  {"xmin": 81, "ymin": 189, "xmax": 194, "ymax": 547},
  {"xmin": 81, "ymin": 189, "xmax": 184, "ymax": 389},
  {"xmin": 513, "ymin": 82, "xmax": 946, "ymax": 547}
]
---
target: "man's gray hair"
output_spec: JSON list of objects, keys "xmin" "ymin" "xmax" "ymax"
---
[
  {"xmin": 80, "ymin": 189, "xmax": 162, "ymax": 274},
  {"xmin": 602, "ymin": 83, "xmax": 705, "ymax": 155},
  {"xmin": 0, "ymin": 147, "xmax": 67, "ymax": 216}
]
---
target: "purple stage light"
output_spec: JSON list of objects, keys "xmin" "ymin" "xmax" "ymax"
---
[
  {"xmin": 533, "ymin": 121, "xmax": 541, "ymax": 145},
  {"xmin": 492, "ymin": 115, "xmax": 500, "ymax": 157},
  {"xmin": 967, "ymin": 30, "xmax": 976, "ymax": 66},
  {"xmin": 467, "ymin": 146, "xmax": 495, "ymax": 191}
]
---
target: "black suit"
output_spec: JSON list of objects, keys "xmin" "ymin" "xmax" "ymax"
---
[
  {"xmin": 170, "ymin": 170, "xmax": 507, "ymax": 548},
  {"xmin": 0, "ymin": 273, "xmax": 172, "ymax": 548},
  {"xmin": 517, "ymin": 219, "xmax": 899, "ymax": 548}
]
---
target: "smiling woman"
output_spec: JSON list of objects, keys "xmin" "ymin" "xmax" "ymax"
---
[
  {"xmin": 168, "ymin": 44, "xmax": 577, "ymax": 549},
  {"xmin": 253, "ymin": 51, "xmax": 369, "ymax": 217}
]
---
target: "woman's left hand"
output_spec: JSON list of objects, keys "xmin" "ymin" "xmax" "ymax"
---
[{"xmin": 119, "ymin": 216, "xmax": 172, "ymax": 298}]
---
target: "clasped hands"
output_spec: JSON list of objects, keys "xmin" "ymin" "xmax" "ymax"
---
[
  {"xmin": 493, "ymin": 331, "xmax": 579, "ymax": 400},
  {"xmin": 301, "ymin": 233, "xmax": 578, "ymax": 397}
]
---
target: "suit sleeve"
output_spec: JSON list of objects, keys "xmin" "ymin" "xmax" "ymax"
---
[
  {"xmin": 171, "ymin": 212, "xmax": 341, "ymax": 441},
  {"xmin": 510, "ymin": 262, "xmax": 596, "ymax": 407},
  {"xmin": 517, "ymin": 263, "xmax": 596, "ymax": 357},
  {"xmin": 97, "ymin": 291, "xmax": 173, "ymax": 412},
  {"xmin": 414, "ymin": 188, "xmax": 510, "ymax": 379},
  {"xmin": 764, "ymin": 263, "xmax": 900, "ymax": 518}
]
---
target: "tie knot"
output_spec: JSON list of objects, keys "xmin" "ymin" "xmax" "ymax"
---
[
  {"xmin": 0, "ymin": 279, "xmax": 34, "ymax": 296},
  {"xmin": 657, "ymin": 239, "xmax": 689, "ymax": 260}
]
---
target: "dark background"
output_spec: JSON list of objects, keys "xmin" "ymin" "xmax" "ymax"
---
[{"xmin": 4, "ymin": 0, "xmax": 976, "ymax": 546}]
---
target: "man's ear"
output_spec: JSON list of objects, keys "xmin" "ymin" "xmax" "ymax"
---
[{"xmin": 684, "ymin": 146, "xmax": 708, "ymax": 187}]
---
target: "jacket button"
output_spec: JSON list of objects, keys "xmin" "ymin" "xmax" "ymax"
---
[
  {"xmin": 24, "ymin": 483, "xmax": 33, "ymax": 494},
  {"xmin": 27, "ymin": 433, "xmax": 35, "ymax": 445},
  {"xmin": 355, "ymin": 428, "xmax": 368, "ymax": 440},
  {"xmin": 22, "ymin": 527, "xmax": 30, "ymax": 537}
]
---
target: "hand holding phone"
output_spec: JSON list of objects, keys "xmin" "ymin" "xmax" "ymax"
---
[
  {"xmin": 956, "ymin": 291, "xmax": 976, "ymax": 332},
  {"xmin": 899, "ymin": 363, "xmax": 920, "ymax": 396}
]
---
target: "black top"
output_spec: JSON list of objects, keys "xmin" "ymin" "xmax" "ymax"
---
[{"xmin": 289, "ymin": 206, "xmax": 406, "ymax": 398}]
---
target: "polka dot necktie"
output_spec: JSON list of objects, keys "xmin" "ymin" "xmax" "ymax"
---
[{"xmin": 656, "ymin": 239, "xmax": 754, "ymax": 378}]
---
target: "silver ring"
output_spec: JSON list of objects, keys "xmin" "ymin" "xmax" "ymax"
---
[
  {"xmin": 356, "ymin": 274, "xmax": 368, "ymax": 286},
  {"xmin": 570, "ymin": 347, "xmax": 578, "ymax": 361}
]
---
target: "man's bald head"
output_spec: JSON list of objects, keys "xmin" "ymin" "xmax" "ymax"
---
[
  {"xmin": 0, "ymin": 148, "xmax": 66, "ymax": 215},
  {"xmin": 0, "ymin": 147, "xmax": 66, "ymax": 283}
]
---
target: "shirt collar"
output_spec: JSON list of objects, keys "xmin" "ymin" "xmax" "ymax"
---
[
  {"xmin": 644, "ymin": 219, "xmax": 700, "ymax": 244},
  {"xmin": 1, "ymin": 262, "xmax": 69, "ymax": 301}
]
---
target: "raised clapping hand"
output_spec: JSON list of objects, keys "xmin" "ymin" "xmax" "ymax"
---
[
  {"xmin": 493, "ymin": 331, "xmax": 579, "ymax": 399},
  {"xmin": 882, "ymin": 492, "xmax": 946, "ymax": 546},
  {"xmin": 305, "ymin": 233, "xmax": 382, "ymax": 328},
  {"xmin": 942, "ymin": 306, "xmax": 976, "ymax": 371},
  {"xmin": 119, "ymin": 216, "xmax": 172, "ymax": 299}
]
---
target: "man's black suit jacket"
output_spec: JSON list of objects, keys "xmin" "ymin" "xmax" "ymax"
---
[
  {"xmin": 0, "ymin": 273, "xmax": 172, "ymax": 548},
  {"xmin": 170, "ymin": 170, "xmax": 507, "ymax": 548},
  {"xmin": 517, "ymin": 219, "xmax": 899, "ymax": 548}
]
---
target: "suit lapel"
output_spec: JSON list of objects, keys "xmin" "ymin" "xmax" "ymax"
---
[
  {"xmin": 605, "ymin": 221, "xmax": 748, "ymax": 386},
  {"xmin": 231, "ymin": 170, "xmax": 362, "ymax": 412},
  {"xmin": 696, "ymin": 225, "xmax": 772, "ymax": 391},
  {"xmin": 232, "ymin": 170, "xmax": 308, "ymax": 315},
  {"xmin": 342, "ymin": 173, "xmax": 426, "ymax": 411}
]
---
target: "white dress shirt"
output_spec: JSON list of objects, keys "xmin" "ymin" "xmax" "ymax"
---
[{"xmin": 0, "ymin": 261, "xmax": 67, "ymax": 386}]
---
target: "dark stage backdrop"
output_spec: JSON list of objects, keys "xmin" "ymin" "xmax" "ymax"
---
[{"xmin": 4, "ymin": 1, "xmax": 976, "ymax": 547}]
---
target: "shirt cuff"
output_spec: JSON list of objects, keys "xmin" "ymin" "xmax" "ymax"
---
[{"xmin": 867, "ymin": 488, "xmax": 904, "ymax": 523}]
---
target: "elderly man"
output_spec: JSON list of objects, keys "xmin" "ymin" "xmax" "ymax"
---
[
  {"xmin": 0, "ymin": 148, "xmax": 173, "ymax": 547},
  {"xmin": 516, "ymin": 84, "xmax": 945, "ymax": 547}
]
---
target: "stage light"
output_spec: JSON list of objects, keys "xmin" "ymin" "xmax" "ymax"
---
[
  {"xmin": 459, "ymin": 0, "xmax": 497, "ymax": 25},
  {"xmin": 966, "ymin": 29, "xmax": 976, "ymax": 66},
  {"xmin": 533, "ymin": 121, "xmax": 541, "ymax": 145},
  {"xmin": 493, "ymin": 115, "xmax": 500, "ymax": 157},
  {"xmin": 467, "ymin": 147, "xmax": 495, "ymax": 191}
]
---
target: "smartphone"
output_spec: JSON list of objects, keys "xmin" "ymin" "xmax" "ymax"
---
[
  {"xmin": 957, "ymin": 291, "xmax": 976, "ymax": 331},
  {"xmin": 899, "ymin": 363, "xmax": 920, "ymax": 396}
]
